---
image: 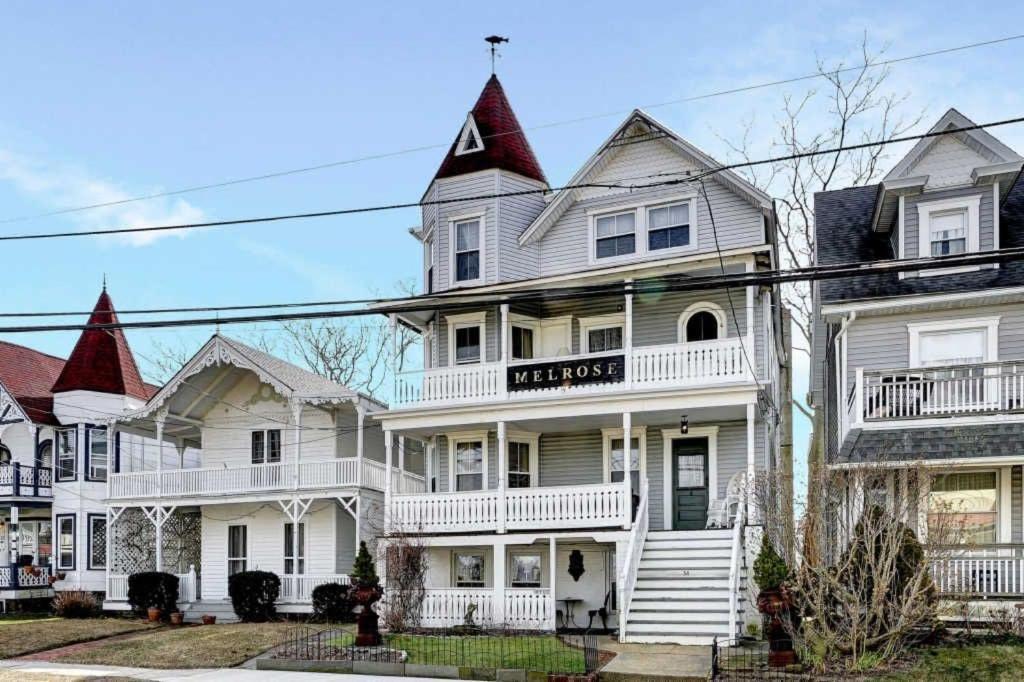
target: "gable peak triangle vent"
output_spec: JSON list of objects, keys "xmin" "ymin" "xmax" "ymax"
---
[{"xmin": 455, "ymin": 114, "xmax": 485, "ymax": 156}]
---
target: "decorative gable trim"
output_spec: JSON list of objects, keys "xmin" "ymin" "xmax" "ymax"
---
[
  {"xmin": 0, "ymin": 381, "xmax": 30, "ymax": 432},
  {"xmin": 518, "ymin": 109, "xmax": 771, "ymax": 246}
]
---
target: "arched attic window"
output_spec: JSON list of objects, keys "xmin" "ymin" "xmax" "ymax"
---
[
  {"xmin": 678, "ymin": 303, "xmax": 727, "ymax": 343},
  {"xmin": 37, "ymin": 439, "xmax": 53, "ymax": 469}
]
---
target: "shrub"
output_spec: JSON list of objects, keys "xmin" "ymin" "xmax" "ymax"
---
[
  {"xmin": 753, "ymin": 535, "xmax": 789, "ymax": 592},
  {"xmin": 311, "ymin": 582, "xmax": 354, "ymax": 623},
  {"xmin": 351, "ymin": 541, "xmax": 379, "ymax": 589},
  {"xmin": 53, "ymin": 590, "xmax": 99, "ymax": 618},
  {"xmin": 127, "ymin": 572, "xmax": 179, "ymax": 618},
  {"xmin": 228, "ymin": 570, "xmax": 280, "ymax": 622}
]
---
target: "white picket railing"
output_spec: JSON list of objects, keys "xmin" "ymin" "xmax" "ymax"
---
[
  {"xmin": 504, "ymin": 589, "xmax": 554, "ymax": 630},
  {"xmin": 108, "ymin": 457, "xmax": 414, "ymax": 500},
  {"xmin": 420, "ymin": 588, "xmax": 496, "ymax": 627},
  {"xmin": 618, "ymin": 478, "xmax": 648, "ymax": 642},
  {"xmin": 107, "ymin": 574, "xmax": 129, "ymax": 601},
  {"xmin": 632, "ymin": 338, "xmax": 750, "ymax": 387},
  {"xmin": 727, "ymin": 492, "xmax": 747, "ymax": 640},
  {"xmin": 390, "ymin": 482, "xmax": 627, "ymax": 534},
  {"xmin": 279, "ymin": 574, "xmax": 351, "ymax": 602},
  {"xmin": 0, "ymin": 565, "xmax": 52, "ymax": 588},
  {"xmin": 930, "ymin": 547, "xmax": 1024, "ymax": 597},
  {"xmin": 106, "ymin": 567, "xmax": 197, "ymax": 603},
  {"xmin": 857, "ymin": 360, "xmax": 1024, "ymax": 422},
  {"xmin": 392, "ymin": 338, "xmax": 753, "ymax": 408}
]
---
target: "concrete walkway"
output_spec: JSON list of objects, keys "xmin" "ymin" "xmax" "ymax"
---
[
  {"xmin": 597, "ymin": 640, "xmax": 711, "ymax": 681},
  {"xmin": 0, "ymin": 660, "xmax": 448, "ymax": 681}
]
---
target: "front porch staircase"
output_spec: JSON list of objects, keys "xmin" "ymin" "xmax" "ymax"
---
[
  {"xmin": 182, "ymin": 600, "xmax": 240, "ymax": 624},
  {"xmin": 624, "ymin": 529, "xmax": 745, "ymax": 645}
]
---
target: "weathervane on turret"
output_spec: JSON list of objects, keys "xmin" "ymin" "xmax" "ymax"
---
[{"xmin": 485, "ymin": 35, "xmax": 509, "ymax": 74}]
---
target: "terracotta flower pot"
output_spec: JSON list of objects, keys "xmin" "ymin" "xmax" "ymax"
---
[
  {"xmin": 201, "ymin": 615, "xmax": 216, "ymax": 625},
  {"xmin": 169, "ymin": 612, "xmax": 184, "ymax": 626},
  {"xmin": 147, "ymin": 607, "xmax": 162, "ymax": 622}
]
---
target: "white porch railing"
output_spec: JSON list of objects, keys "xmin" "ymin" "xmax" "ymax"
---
[
  {"xmin": 420, "ymin": 588, "xmax": 496, "ymax": 627},
  {"xmin": 109, "ymin": 457, "xmax": 422, "ymax": 500},
  {"xmin": 727, "ymin": 491, "xmax": 747, "ymax": 639},
  {"xmin": 504, "ymin": 589, "xmax": 554, "ymax": 629},
  {"xmin": 106, "ymin": 567, "xmax": 197, "ymax": 603},
  {"xmin": 279, "ymin": 574, "xmax": 351, "ymax": 602},
  {"xmin": 618, "ymin": 478, "xmax": 648, "ymax": 642},
  {"xmin": 854, "ymin": 360, "xmax": 1024, "ymax": 423},
  {"xmin": 389, "ymin": 482, "xmax": 627, "ymax": 534},
  {"xmin": 392, "ymin": 338, "xmax": 753, "ymax": 409},
  {"xmin": 0, "ymin": 565, "xmax": 51, "ymax": 589},
  {"xmin": 930, "ymin": 546, "xmax": 1024, "ymax": 597}
]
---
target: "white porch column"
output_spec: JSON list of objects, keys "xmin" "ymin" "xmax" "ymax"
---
[
  {"xmin": 425, "ymin": 436, "xmax": 435, "ymax": 493},
  {"xmin": 291, "ymin": 400, "xmax": 303, "ymax": 490},
  {"xmin": 622, "ymin": 411, "xmax": 632, "ymax": 530},
  {"xmin": 397, "ymin": 436, "xmax": 405, "ymax": 494},
  {"xmin": 355, "ymin": 404, "xmax": 366, "ymax": 487},
  {"xmin": 155, "ymin": 409, "xmax": 167, "ymax": 498},
  {"xmin": 549, "ymin": 537, "xmax": 557, "ymax": 630},
  {"xmin": 105, "ymin": 422, "xmax": 114, "ymax": 498},
  {"xmin": 745, "ymin": 260, "xmax": 755, "ymax": 374},
  {"xmin": 746, "ymin": 403, "xmax": 756, "ymax": 481},
  {"xmin": 383, "ymin": 431, "xmax": 393, "ymax": 532},
  {"xmin": 497, "ymin": 421, "xmax": 507, "ymax": 534},
  {"xmin": 624, "ymin": 279, "xmax": 633, "ymax": 388},
  {"xmin": 493, "ymin": 540, "xmax": 506, "ymax": 626},
  {"xmin": 500, "ymin": 304, "xmax": 510, "ymax": 397}
]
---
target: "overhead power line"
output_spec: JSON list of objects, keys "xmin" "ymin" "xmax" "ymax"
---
[
  {"xmin": 2, "ymin": 115, "xmax": 1024, "ymax": 244},
  {"xmin": 2, "ymin": 247, "xmax": 1023, "ymax": 334},
  {"xmin": 2, "ymin": 32, "xmax": 1020, "ymax": 224}
]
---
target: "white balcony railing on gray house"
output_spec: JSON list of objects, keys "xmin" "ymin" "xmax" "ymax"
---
[
  {"xmin": 930, "ymin": 545, "xmax": 1024, "ymax": 598},
  {"xmin": 389, "ymin": 482, "xmax": 629, "ymax": 534},
  {"xmin": 108, "ymin": 457, "xmax": 425, "ymax": 501},
  {"xmin": 393, "ymin": 337, "xmax": 753, "ymax": 409}
]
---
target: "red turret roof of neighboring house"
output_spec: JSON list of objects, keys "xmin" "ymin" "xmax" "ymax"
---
[
  {"xmin": 51, "ymin": 289, "xmax": 152, "ymax": 401},
  {"xmin": 0, "ymin": 342, "xmax": 66, "ymax": 425},
  {"xmin": 432, "ymin": 75, "xmax": 547, "ymax": 185}
]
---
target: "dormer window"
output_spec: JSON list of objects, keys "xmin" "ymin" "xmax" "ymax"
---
[
  {"xmin": 915, "ymin": 194, "xmax": 981, "ymax": 276},
  {"xmin": 455, "ymin": 114, "xmax": 484, "ymax": 156},
  {"xmin": 928, "ymin": 209, "xmax": 966, "ymax": 256}
]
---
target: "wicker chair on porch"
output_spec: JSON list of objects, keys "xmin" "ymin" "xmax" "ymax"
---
[{"xmin": 706, "ymin": 472, "xmax": 745, "ymax": 528}]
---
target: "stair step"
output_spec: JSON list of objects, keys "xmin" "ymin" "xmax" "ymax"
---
[
  {"xmin": 637, "ymin": 568, "xmax": 731, "ymax": 580},
  {"xmin": 627, "ymin": 622, "xmax": 732, "ymax": 635},
  {"xmin": 625, "ymin": 634, "xmax": 722, "ymax": 645},
  {"xmin": 630, "ymin": 597, "xmax": 734, "ymax": 610},
  {"xmin": 646, "ymin": 530, "xmax": 732, "ymax": 540},
  {"xmin": 641, "ymin": 547, "xmax": 732, "ymax": 560},
  {"xmin": 628, "ymin": 610, "xmax": 732, "ymax": 623},
  {"xmin": 639, "ymin": 558, "xmax": 730, "ymax": 569},
  {"xmin": 634, "ymin": 578, "xmax": 731, "ymax": 590},
  {"xmin": 641, "ymin": 538, "xmax": 733, "ymax": 550}
]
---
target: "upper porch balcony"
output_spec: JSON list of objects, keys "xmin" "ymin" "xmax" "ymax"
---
[{"xmin": 0, "ymin": 464, "xmax": 52, "ymax": 499}]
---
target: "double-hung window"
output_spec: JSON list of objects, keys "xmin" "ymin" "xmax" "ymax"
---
[
  {"xmin": 251, "ymin": 430, "xmax": 282, "ymax": 465},
  {"xmin": 588, "ymin": 327, "xmax": 623, "ymax": 352},
  {"xmin": 647, "ymin": 202, "xmax": 691, "ymax": 251},
  {"xmin": 594, "ymin": 212, "xmax": 636, "ymax": 259},
  {"xmin": 454, "ymin": 440, "xmax": 484, "ymax": 491},
  {"xmin": 56, "ymin": 514, "xmax": 75, "ymax": 570},
  {"xmin": 284, "ymin": 522, "xmax": 306, "ymax": 574},
  {"xmin": 915, "ymin": 195, "xmax": 981, "ymax": 276},
  {"xmin": 454, "ymin": 219, "xmax": 481, "ymax": 284},
  {"xmin": 228, "ymin": 525, "xmax": 248, "ymax": 576},
  {"xmin": 454, "ymin": 553, "xmax": 485, "ymax": 587},
  {"xmin": 928, "ymin": 208, "xmax": 967, "ymax": 256},
  {"xmin": 88, "ymin": 427, "xmax": 108, "ymax": 481},
  {"xmin": 56, "ymin": 428, "xmax": 77, "ymax": 481},
  {"xmin": 454, "ymin": 326, "xmax": 481, "ymax": 365},
  {"xmin": 508, "ymin": 441, "xmax": 533, "ymax": 488}
]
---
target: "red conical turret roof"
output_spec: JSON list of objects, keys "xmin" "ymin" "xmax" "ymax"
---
[
  {"xmin": 51, "ymin": 288, "xmax": 150, "ymax": 400},
  {"xmin": 433, "ymin": 75, "xmax": 546, "ymax": 185}
]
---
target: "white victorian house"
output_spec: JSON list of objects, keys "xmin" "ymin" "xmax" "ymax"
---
[
  {"xmin": 372, "ymin": 75, "xmax": 791, "ymax": 644},
  {"xmin": 104, "ymin": 334, "xmax": 420, "ymax": 620}
]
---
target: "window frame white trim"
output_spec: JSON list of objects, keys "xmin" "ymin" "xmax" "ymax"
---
[
  {"xmin": 915, "ymin": 194, "xmax": 982, "ymax": 277},
  {"xmin": 907, "ymin": 316, "xmax": 999, "ymax": 368},
  {"xmin": 601, "ymin": 426, "xmax": 647, "ymax": 485},
  {"xmin": 283, "ymin": 521, "xmax": 307, "ymax": 575},
  {"xmin": 926, "ymin": 467, "xmax": 1006, "ymax": 543},
  {"xmin": 506, "ymin": 430, "xmax": 540, "ymax": 489},
  {"xmin": 660, "ymin": 426, "xmax": 719, "ymax": 531},
  {"xmin": 452, "ymin": 550, "xmax": 488, "ymax": 587},
  {"xmin": 579, "ymin": 313, "xmax": 626, "ymax": 354},
  {"xmin": 446, "ymin": 311, "xmax": 487, "ymax": 367},
  {"xmin": 677, "ymin": 302, "xmax": 727, "ymax": 343},
  {"xmin": 448, "ymin": 211, "xmax": 486, "ymax": 288},
  {"xmin": 508, "ymin": 550, "xmax": 544, "ymax": 588},
  {"xmin": 454, "ymin": 114, "xmax": 485, "ymax": 156},
  {"xmin": 586, "ymin": 193, "xmax": 699, "ymax": 265},
  {"xmin": 447, "ymin": 429, "xmax": 489, "ymax": 492},
  {"xmin": 250, "ymin": 428, "xmax": 283, "ymax": 465}
]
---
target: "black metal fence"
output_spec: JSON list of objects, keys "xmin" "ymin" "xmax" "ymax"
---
[
  {"xmin": 278, "ymin": 626, "xmax": 600, "ymax": 675},
  {"xmin": 712, "ymin": 637, "xmax": 810, "ymax": 680}
]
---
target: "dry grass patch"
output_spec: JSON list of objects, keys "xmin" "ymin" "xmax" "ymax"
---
[
  {"xmin": 0, "ymin": 617, "xmax": 156, "ymax": 659},
  {"xmin": 55, "ymin": 622, "xmax": 319, "ymax": 669}
]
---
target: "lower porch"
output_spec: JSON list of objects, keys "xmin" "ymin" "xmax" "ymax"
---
[{"xmin": 0, "ymin": 504, "xmax": 54, "ymax": 604}]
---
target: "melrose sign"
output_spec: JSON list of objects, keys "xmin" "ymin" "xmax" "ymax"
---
[{"xmin": 507, "ymin": 354, "xmax": 626, "ymax": 392}]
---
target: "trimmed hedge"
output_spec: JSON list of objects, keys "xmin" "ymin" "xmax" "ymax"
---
[
  {"xmin": 228, "ymin": 570, "xmax": 280, "ymax": 622},
  {"xmin": 311, "ymin": 582, "xmax": 354, "ymax": 623},
  {"xmin": 127, "ymin": 571, "xmax": 179, "ymax": 617}
]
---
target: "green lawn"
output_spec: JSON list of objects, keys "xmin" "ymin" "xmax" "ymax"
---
[
  {"xmin": 327, "ymin": 632, "xmax": 586, "ymax": 673},
  {"xmin": 887, "ymin": 642, "xmax": 1024, "ymax": 681},
  {"xmin": 0, "ymin": 617, "xmax": 157, "ymax": 658}
]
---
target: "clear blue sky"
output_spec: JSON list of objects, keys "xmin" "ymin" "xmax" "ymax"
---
[{"xmin": 2, "ymin": 2, "xmax": 1024, "ymax": 497}]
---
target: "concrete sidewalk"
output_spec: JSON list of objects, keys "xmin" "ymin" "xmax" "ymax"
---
[
  {"xmin": 0, "ymin": 660, "xmax": 448, "ymax": 681},
  {"xmin": 597, "ymin": 640, "xmax": 711, "ymax": 681}
]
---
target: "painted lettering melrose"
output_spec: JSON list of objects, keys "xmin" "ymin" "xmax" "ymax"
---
[{"xmin": 507, "ymin": 355, "xmax": 625, "ymax": 391}]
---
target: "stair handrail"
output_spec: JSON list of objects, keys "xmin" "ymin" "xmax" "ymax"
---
[
  {"xmin": 618, "ymin": 477, "xmax": 649, "ymax": 642},
  {"xmin": 727, "ymin": 487, "xmax": 747, "ymax": 640}
]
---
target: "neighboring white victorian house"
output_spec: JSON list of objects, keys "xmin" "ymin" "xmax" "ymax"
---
[
  {"xmin": 104, "ymin": 334, "xmax": 416, "ymax": 620},
  {"xmin": 372, "ymin": 75, "xmax": 790, "ymax": 644}
]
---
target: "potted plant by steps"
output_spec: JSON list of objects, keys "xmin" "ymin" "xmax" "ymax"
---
[
  {"xmin": 169, "ymin": 611, "xmax": 184, "ymax": 626},
  {"xmin": 753, "ymin": 535, "xmax": 797, "ymax": 667},
  {"xmin": 202, "ymin": 614, "xmax": 217, "ymax": 625},
  {"xmin": 350, "ymin": 541, "xmax": 383, "ymax": 646},
  {"xmin": 147, "ymin": 606, "xmax": 162, "ymax": 623}
]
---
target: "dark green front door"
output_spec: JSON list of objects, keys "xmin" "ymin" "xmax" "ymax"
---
[{"xmin": 672, "ymin": 438, "xmax": 709, "ymax": 530}]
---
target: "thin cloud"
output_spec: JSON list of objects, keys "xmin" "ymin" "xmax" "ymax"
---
[
  {"xmin": 0, "ymin": 149, "xmax": 205, "ymax": 246},
  {"xmin": 236, "ymin": 238, "xmax": 354, "ymax": 296}
]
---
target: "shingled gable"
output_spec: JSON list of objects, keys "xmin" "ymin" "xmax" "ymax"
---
[
  {"xmin": 518, "ymin": 109, "xmax": 772, "ymax": 246},
  {"xmin": 51, "ymin": 288, "xmax": 150, "ymax": 400},
  {"xmin": 0, "ymin": 341, "xmax": 66, "ymax": 425},
  {"xmin": 431, "ymin": 74, "xmax": 546, "ymax": 185}
]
